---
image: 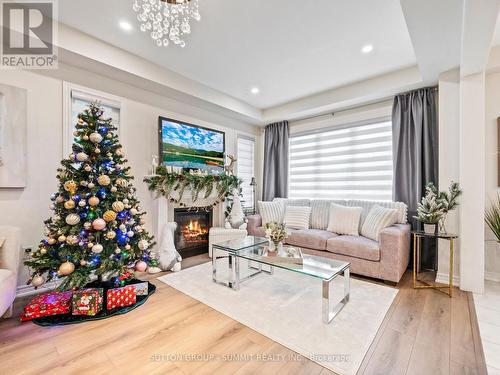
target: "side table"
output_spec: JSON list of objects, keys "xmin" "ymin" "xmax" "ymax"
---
[{"xmin": 412, "ymin": 231, "xmax": 458, "ymax": 297}]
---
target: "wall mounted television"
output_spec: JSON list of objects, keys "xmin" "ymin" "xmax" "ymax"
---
[{"xmin": 158, "ymin": 117, "xmax": 225, "ymax": 173}]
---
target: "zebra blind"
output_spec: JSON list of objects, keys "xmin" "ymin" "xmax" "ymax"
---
[
  {"xmin": 237, "ymin": 137, "xmax": 255, "ymax": 209},
  {"xmin": 289, "ymin": 119, "xmax": 393, "ymax": 201}
]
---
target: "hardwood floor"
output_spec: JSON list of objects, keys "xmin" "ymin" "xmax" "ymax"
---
[{"xmin": 0, "ymin": 255, "xmax": 486, "ymax": 375}]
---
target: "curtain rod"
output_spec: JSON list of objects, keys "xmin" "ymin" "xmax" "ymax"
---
[{"xmin": 288, "ymin": 86, "xmax": 439, "ymax": 124}]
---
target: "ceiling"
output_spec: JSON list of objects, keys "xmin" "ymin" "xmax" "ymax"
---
[{"xmin": 58, "ymin": 0, "xmax": 417, "ymax": 110}]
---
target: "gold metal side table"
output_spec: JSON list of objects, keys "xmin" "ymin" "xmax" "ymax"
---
[{"xmin": 412, "ymin": 231, "xmax": 458, "ymax": 297}]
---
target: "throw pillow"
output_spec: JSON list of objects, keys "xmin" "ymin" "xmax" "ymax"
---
[
  {"xmin": 361, "ymin": 205, "xmax": 399, "ymax": 241},
  {"xmin": 283, "ymin": 206, "xmax": 311, "ymax": 230},
  {"xmin": 258, "ymin": 200, "xmax": 284, "ymax": 225},
  {"xmin": 327, "ymin": 203, "xmax": 362, "ymax": 236}
]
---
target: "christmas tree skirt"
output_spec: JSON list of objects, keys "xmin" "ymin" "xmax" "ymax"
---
[{"xmin": 31, "ymin": 280, "xmax": 156, "ymax": 327}]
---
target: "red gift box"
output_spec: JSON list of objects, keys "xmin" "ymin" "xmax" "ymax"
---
[
  {"xmin": 20, "ymin": 291, "xmax": 72, "ymax": 321},
  {"xmin": 72, "ymin": 288, "xmax": 104, "ymax": 316},
  {"xmin": 106, "ymin": 285, "xmax": 136, "ymax": 310}
]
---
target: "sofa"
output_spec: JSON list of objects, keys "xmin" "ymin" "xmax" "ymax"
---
[
  {"xmin": 0, "ymin": 226, "xmax": 21, "ymax": 317},
  {"xmin": 247, "ymin": 199, "xmax": 410, "ymax": 284}
]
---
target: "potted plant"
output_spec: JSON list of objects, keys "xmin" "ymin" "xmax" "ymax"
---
[
  {"xmin": 264, "ymin": 222, "xmax": 288, "ymax": 252},
  {"xmin": 437, "ymin": 181, "xmax": 462, "ymax": 233},
  {"xmin": 415, "ymin": 183, "xmax": 444, "ymax": 234},
  {"xmin": 485, "ymin": 194, "xmax": 500, "ymax": 243}
]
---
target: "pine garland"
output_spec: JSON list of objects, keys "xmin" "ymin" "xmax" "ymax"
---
[{"xmin": 144, "ymin": 166, "xmax": 242, "ymax": 207}]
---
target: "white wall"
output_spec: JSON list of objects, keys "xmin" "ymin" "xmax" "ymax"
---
[
  {"xmin": 485, "ymin": 70, "xmax": 500, "ymax": 282},
  {"xmin": 0, "ymin": 65, "xmax": 261, "ymax": 289}
]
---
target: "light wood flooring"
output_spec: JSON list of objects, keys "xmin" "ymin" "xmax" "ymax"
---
[{"xmin": 0, "ymin": 255, "xmax": 486, "ymax": 375}]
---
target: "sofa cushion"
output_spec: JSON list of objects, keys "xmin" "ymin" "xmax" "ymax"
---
[
  {"xmin": 0, "ymin": 269, "xmax": 16, "ymax": 317},
  {"xmin": 286, "ymin": 229, "xmax": 338, "ymax": 251},
  {"xmin": 284, "ymin": 206, "xmax": 311, "ymax": 230},
  {"xmin": 361, "ymin": 205, "xmax": 399, "ymax": 241},
  {"xmin": 258, "ymin": 201, "xmax": 285, "ymax": 225},
  {"xmin": 326, "ymin": 235, "xmax": 380, "ymax": 261},
  {"xmin": 327, "ymin": 203, "xmax": 362, "ymax": 236}
]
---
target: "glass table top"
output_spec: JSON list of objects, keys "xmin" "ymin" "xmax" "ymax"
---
[
  {"xmin": 212, "ymin": 236, "xmax": 269, "ymax": 252},
  {"xmin": 236, "ymin": 244, "xmax": 350, "ymax": 281},
  {"xmin": 412, "ymin": 231, "xmax": 458, "ymax": 239}
]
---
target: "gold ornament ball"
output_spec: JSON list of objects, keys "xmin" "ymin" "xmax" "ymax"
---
[
  {"xmin": 94, "ymin": 148, "xmax": 101, "ymax": 154},
  {"xmin": 103, "ymin": 210, "xmax": 117, "ymax": 222},
  {"xmin": 97, "ymin": 175, "xmax": 111, "ymax": 186},
  {"xmin": 138, "ymin": 239, "xmax": 149, "ymax": 250},
  {"xmin": 59, "ymin": 261, "xmax": 75, "ymax": 276},
  {"xmin": 63, "ymin": 180, "xmax": 77, "ymax": 193},
  {"xmin": 84, "ymin": 165, "xmax": 92, "ymax": 172},
  {"xmin": 47, "ymin": 237, "xmax": 56, "ymax": 245},
  {"xmin": 58, "ymin": 235, "xmax": 67, "ymax": 242},
  {"xmin": 31, "ymin": 275, "xmax": 45, "ymax": 287},
  {"xmin": 110, "ymin": 186, "xmax": 117, "ymax": 193},
  {"xmin": 130, "ymin": 208, "xmax": 138, "ymax": 215},
  {"xmin": 40, "ymin": 248, "xmax": 47, "ymax": 255},
  {"xmin": 82, "ymin": 135, "xmax": 89, "ymax": 141},
  {"xmin": 88, "ymin": 196, "xmax": 100, "ymax": 206},
  {"xmin": 91, "ymin": 244, "xmax": 103, "ymax": 254},
  {"xmin": 76, "ymin": 152, "xmax": 89, "ymax": 162},
  {"xmin": 66, "ymin": 235, "xmax": 79, "ymax": 245},
  {"xmin": 106, "ymin": 231, "xmax": 116, "ymax": 239},
  {"xmin": 84, "ymin": 222, "xmax": 92, "ymax": 230},
  {"xmin": 116, "ymin": 178, "xmax": 128, "ymax": 187},
  {"xmin": 78, "ymin": 118, "xmax": 84, "ymax": 125},
  {"xmin": 88, "ymin": 182, "xmax": 95, "ymax": 189},
  {"xmin": 92, "ymin": 218, "xmax": 106, "ymax": 231},
  {"xmin": 116, "ymin": 148, "xmax": 123, "ymax": 156},
  {"xmin": 65, "ymin": 213, "xmax": 81, "ymax": 226},
  {"xmin": 55, "ymin": 195, "xmax": 64, "ymax": 203},
  {"xmin": 80, "ymin": 260, "xmax": 87, "ymax": 266},
  {"xmin": 89, "ymin": 132, "xmax": 103, "ymax": 143},
  {"xmin": 112, "ymin": 201, "xmax": 125, "ymax": 212},
  {"xmin": 64, "ymin": 200, "xmax": 75, "ymax": 209}
]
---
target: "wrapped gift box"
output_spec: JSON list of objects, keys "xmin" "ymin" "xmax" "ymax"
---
[
  {"xmin": 72, "ymin": 288, "xmax": 103, "ymax": 316},
  {"xmin": 20, "ymin": 291, "xmax": 72, "ymax": 321},
  {"xmin": 132, "ymin": 281, "xmax": 149, "ymax": 296},
  {"xmin": 106, "ymin": 285, "xmax": 136, "ymax": 310}
]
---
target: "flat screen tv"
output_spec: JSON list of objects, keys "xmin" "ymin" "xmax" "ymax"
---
[{"xmin": 159, "ymin": 117, "xmax": 225, "ymax": 173}]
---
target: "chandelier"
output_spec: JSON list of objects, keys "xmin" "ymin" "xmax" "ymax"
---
[{"xmin": 132, "ymin": 0, "xmax": 201, "ymax": 48}]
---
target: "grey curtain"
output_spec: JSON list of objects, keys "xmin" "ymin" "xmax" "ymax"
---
[
  {"xmin": 392, "ymin": 87, "xmax": 438, "ymax": 269},
  {"xmin": 262, "ymin": 121, "xmax": 289, "ymax": 201}
]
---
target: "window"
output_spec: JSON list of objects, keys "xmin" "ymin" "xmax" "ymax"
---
[
  {"xmin": 289, "ymin": 118, "xmax": 393, "ymax": 201},
  {"xmin": 237, "ymin": 136, "xmax": 256, "ymax": 211},
  {"xmin": 63, "ymin": 83, "xmax": 121, "ymax": 156}
]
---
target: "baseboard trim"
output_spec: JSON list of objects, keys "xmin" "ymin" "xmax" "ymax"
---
[
  {"xmin": 485, "ymin": 271, "xmax": 500, "ymax": 282},
  {"xmin": 435, "ymin": 272, "xmax": 460, "ymax": 287}
]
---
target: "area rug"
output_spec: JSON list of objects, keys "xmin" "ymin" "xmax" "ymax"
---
[{"xmin": 158, "ymin": 261, "xmax": 397, "ymax": 375}]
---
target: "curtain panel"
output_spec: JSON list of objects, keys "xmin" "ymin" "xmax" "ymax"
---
[
  {"xmin": 392, "ymin": 87, "xmax": 439, "ymax": 269},
  {"xmin": 262, "ymin": 121, "xmax": 289, "ymax": 201}
]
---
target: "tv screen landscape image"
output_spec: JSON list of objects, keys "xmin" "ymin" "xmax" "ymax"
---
[{"xmin": 159, "ymin": 117, "xmax": 225, "ymax": 173}]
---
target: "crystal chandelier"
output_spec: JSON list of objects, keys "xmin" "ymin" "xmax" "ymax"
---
[{"xmin": 133, "ymin": 0, "xmax": 201, "ymax": 48}]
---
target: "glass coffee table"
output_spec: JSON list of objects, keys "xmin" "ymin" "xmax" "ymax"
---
[{"xmin": 212, "ymin": 236, "xmax": 350, "ymax": 324}]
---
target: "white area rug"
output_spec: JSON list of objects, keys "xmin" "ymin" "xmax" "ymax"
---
[{"xmin": 158, "ymin": 261, "xmax": 397, "ymax": 375}]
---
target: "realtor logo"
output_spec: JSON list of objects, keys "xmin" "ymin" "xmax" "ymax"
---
[{"xmin": 1, "ymin": 0, "xmax": 58, "ymax": 69}]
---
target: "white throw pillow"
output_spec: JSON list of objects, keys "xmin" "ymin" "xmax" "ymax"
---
[
  {"xmin": 283, "ymin": 206, "xmax": 311, "ymax": 230},
  {"xmin": 258, "ymin": 200, "xmax": 285, "ymax": 225},
  {"xmin": 361, "ymin": 205, "xmax": 399, "ymax": 241},
  {"xmin": 327, "ymin": 203, "xmax": 362, "ymax": 236}
]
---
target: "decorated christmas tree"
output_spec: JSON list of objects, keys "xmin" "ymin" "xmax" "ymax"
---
[{"xmin": 26, "ymin": 102, "xmax": 157, "ymax": 290}]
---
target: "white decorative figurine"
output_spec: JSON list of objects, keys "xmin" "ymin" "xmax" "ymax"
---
[
  {"xmin": 227, "ymin": 189, "xmax": 247, "ymax": 230},
  {"xmin": 157, "ymin": 222, "xmax": 182, "ymax": 272}
]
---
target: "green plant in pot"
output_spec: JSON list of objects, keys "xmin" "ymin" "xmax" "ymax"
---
[
  {"xmin": 437, "ymin": 182, "xmax": 462, "ymax": 233},
  {"xmin": 485, "ymin": 194, "xmax": 500, "ymax": 243},
  {"xmin": 415, "ymin": 183, "xmax": 444, "ymax": 234}
]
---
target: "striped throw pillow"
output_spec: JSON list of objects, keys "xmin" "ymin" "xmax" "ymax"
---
[
  {"xmin": 327, "ymin": 203, "xmax": 362, "ymax": 236},
  {"xmin": 284, "ymin": 206, "xmax": 311, "ymax": 230},
  {"xmin": 258, "ymin": 201, "xmax": 285, "ymax": 225},
  {"xmin": 361, "ymin": 205, "xmax": 399, "ymax": 241}
]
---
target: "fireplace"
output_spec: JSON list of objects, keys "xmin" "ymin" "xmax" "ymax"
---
[{"xmin": 174, "ymin": 208, "xmax": 212, "ymax": 258}]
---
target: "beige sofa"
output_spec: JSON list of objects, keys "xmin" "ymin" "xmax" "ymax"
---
[
  {"xmin": 247, "ymin": 199, "xmax": 411, "ymax": 284},
  {"xmin": 0, "ymin": 226, "xmax": 21, "ymax": 317}
]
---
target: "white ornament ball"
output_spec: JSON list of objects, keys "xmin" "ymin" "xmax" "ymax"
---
[
  {"xmin": 135, "ymin": 261, "xmax": 147, "ymax": 272},
  {"xmin": 94, "ymin": 148, "xmax": 101, "ymax": 154},
  {"xmin": 80, "ymin": 260, "xmax": 87, "ymax": 266},
  {"xmin": 130, "ymin": 208, "xmax": 138, "ymax": 215},
  {"xmin": 138, "ymin": 239, "xmax": 149, "ymax": 250},
  {"xmin": 56, "ymin": 195, "xmax": 64, "ymax": 203},
  {"xmin": 91, "ymin": 244, "xmax": 103, "ymax": 254},
  {"xmin": 125, "ymin": 244, "xmax": 131, "ymax": 250},
  {"xmin": 89, "ymin": 132, "xmax": 103, "ymax": 143},
  {"xmin": 88, "ymin": 182, "xmax": 95, "ymax": 189},
  {"xmin": 123, "ymin": 199, "xmax": 129, "ymax": 204},
  {"xmin": 114, "ymin": 248, "xmax": 121, "ymax": 254},
  {"xmin": 84, "ymin": 222, "xmax": 92, "ymax": 230},
  {"xmin": 76, "ymin": 152, "xmax": 88, "ymax": 162},
  {"xmin": 119, "ymin": 224, "xmax": 126, "ymax": 231},
  {"xmin": 31, "ymin": 275, "xmax": 45, "ymax": 287},
  {"xmin": 59, "ymin": 261, "xmax": 75, "ymax": 275},
  {"xmin": 127, "ymin": 231, "xmax": 134, "ymax": 238},
  {"xmin": 92, "ymin": 218, "xmax": 106, "ymax": 231},
  {"xmin": 49, "ymin": 204, "xmax": 55, "ymax": 210},
  {"xmin": 65, "ymin": 213, "xmax": 81, "ymax": 225},
  {"xmin": 79, "ymin": 200, "xmax": 87, "ymax": 207}
]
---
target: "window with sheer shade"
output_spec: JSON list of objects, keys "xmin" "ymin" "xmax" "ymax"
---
[
  {"xmin": 237, "ymin": 137, "xmax": 256, "ymax": 210},
  {"xmin": 288, "ymin": 119, "xmax": 393, "ymax": 201}
]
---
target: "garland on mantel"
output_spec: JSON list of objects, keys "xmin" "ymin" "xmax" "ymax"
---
[{"xmin": 144, "ymin": 166, "xmax": 242, "ymax": 208}]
